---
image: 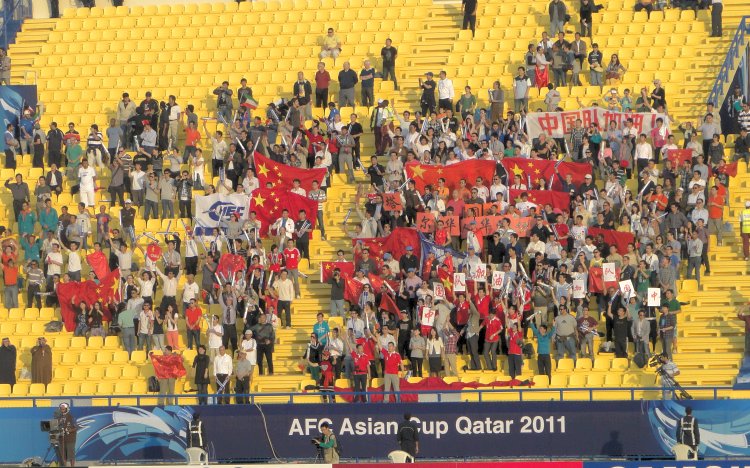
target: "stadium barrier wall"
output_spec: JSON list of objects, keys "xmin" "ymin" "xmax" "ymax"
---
[{"xmin": 5, "ymin": 400, "xmax": 750, "ymax": 464}]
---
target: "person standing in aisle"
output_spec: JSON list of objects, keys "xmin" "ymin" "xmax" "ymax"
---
[
  {"xmin": 381, "ymin": 39, "xmax": 399, "ymax": 91},
  {"xmin": 710, "ymin": 0, "xmax": 722, "ymax": 37},
  {"xmin": 462, "ymin": 0, "xmax": 477, "ymax": 37},
  {"xmin": 739, "ymin": 201, "xmax": 750, "ymax": 260}
]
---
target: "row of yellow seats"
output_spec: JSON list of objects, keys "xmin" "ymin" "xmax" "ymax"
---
[
  {"xmin": 0, "ymin": 307, "xmax": 56, "ymax": 321},
  {"xmin": 63, "ymin": 0, "xmax": 428, "ymax": 18},
  {"xmin": 53, "ymin": 363, "xmax": 141, "ymax": 381}
]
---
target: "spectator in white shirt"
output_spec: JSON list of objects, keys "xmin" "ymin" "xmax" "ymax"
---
[
  {"xmin": 77, "ymin": 159, "xmax": 97, "ymax": 207},
  {"xmin": 207, "ymin": 315, "xmax": 224, "ymax": 362},
  {"xmin": 437, "ymin": 71, "xmax": 455, "ymax": 111},
  {"xmin": 213, "ymin": 345, "xmax": 233, "ymax": 404},
  {"xmin": 275, "ymin": 270, "xmax": 295, "ymax": 329},
  {"xmin": 690, "ymin": 199, "xmax": 709, "ymax": 224}
]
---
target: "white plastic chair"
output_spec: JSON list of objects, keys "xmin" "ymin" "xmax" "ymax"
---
[
  {"xmin": 186, "ymin": 447, "xmax": 208, "ymax": 465},
  {"xmin": 672, "ymin": 443, "xmax": 697, "ymax": 460},
  {"xmin": 388, "ymin": 450, "xmax": 414, "ymax": 463}
]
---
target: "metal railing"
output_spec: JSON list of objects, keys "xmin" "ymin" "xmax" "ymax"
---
[
  {"xmin": 0, "ymin": 0, "xmax": 32, "ymax": 49},
  {"xmin": 0, "ymin": 385, "xmax": 735, "ymax": 407},
  {"xmin": 707, "ymin": 16, "xmax": 750, "ymax": 107}
]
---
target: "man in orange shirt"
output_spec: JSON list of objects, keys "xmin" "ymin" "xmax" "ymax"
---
[
  {"xmin": 185, "ymin": 298, "xmax": 203, "ymax": 350},
  {"xmin": 707, "ymin": 185, "xmax": 725, "ymax": 246},
  {"xmin": 182, "ymin": 121, "xmax": 201, "ymax": 164},
  {"xmin": 2, "ymin": 258, "xmax": 19, "ymax": 308}
]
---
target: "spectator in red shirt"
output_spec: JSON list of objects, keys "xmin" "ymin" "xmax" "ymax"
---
[
  {"xmin": 506, "ymin": 322, "xmax": 524, "ymax": 380},
  {"xmin": 351, "ymin": 342, "xmax": 370, "ymax": 403},
  {"xmin": 182, "ymin": 121, "xmax": 201, "ymax": 164},
  {"xmin": 483, "ymin": 310, "xmax": 503, "ymax": 371},
  {"xmin": 185, "ymin": 298, "xmax": 203, "ymax": 350},
  {"xmin": 707, "ymin": 186, "xmax": 725, "ymax": 246},
  {"xmin": 283, "ymin": 239, "xmax": 301, "ymax": 298},
  {"xmin": 381, "ymin": 341, "xmax": 404, "ymax": 402},
  {"xmin": 314, "ymin": 62, "xmax": 331, "ymax": 109},
  {"xmin": 2, "ymin": 258, "xmax": 19, "ymax": 308}
]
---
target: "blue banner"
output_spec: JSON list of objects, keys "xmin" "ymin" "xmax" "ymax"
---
[
  {"xmin": 3, "ymin": 400, "xmax": 750, "ymax": 464},
  {"xmin": 0, "ymin": 86, "xmax": 23, "ymax": 151}
]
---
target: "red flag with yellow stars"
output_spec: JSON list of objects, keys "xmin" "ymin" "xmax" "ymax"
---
[
  {"xmin": 56, "ymin": 269, "xmax": 120, "ymax": 332},
  {"xmin": 320, "ymin": 261, "xmax": 355, "ymax": 282},
  {"xmin": 508, "ymin": 189, "xmax": 570, "ymax": 212},
  {"xmin": 352, "ymin": 227, "xmax": 421, "ymax": 266},
  {"xmin": 249, "ymin": 188, "xmax": 317, "ymax": 238},
  {"xmin": 253, "ymin": 151, "xmax": 327, "ymax": 192},
  {"xmin": 404, "ymin": 159, "xmax": 496, "ymax": 192},
  {"xmin": 501, "ymin": 157, "xmax": 591, "ymax": 191},
  {"xmin": 437, "ymin": 266, "xmax": 455, "ymax": 303}
]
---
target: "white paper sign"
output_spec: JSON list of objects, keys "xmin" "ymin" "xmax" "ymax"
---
[
  {"xmin": 492, "ymin": 271, "xmax": 505, "ymax": 290},
  {"xmin": 453, "ymin": 273, "xmax": 466, "ymax": 292},
  {"xmin": 603, "ymin": 262, "xmax": 616, "ymax": 282},
  {"xmin": 647, "ymin": 287, "xmax": 661, "ymax": 307},
  {"xmin": 472, "ymin": 263, "xmax": 487, "ymax": 282},
  {"xmin": 618, "ymin": 280, "xmax": 635, "ymax": 299},
  {"xmin": 433, "ymin": 284, "xmax": 446, "ymax": 300},
  {"xmin": 421, "ymin": 307, "xmax": 435, "ymax": 328},
  {"xmin": 572, "ymin": 279, "xmax": 586, "ymax": 299}
]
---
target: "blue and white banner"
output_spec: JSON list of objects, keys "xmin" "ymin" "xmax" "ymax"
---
[
  {"xmin": 194, "ymin": 193, "xmax": 250, "ymax": 236},
  {"xmin": 6, "ymin": 400, "xmax": 750, "ymax": 464},
  {"xmin": 0, "ymin": 86, "xmax": 23, "ymax": 151}
]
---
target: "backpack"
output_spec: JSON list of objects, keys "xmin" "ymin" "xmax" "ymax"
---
[
  {"xmin": 633, "ymin": 352, "xmax": 648, "ymax": 368},
  {"xmin": 333, "ymin": 435, "xmax": 341, "ymax": 456},
  {"xmin": 147, "ymin": 376, "xmax": 160, "ymax": 393}
]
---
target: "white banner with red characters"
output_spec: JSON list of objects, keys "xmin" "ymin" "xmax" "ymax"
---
[
  {"xmin": 491, "ymin": 270, "xmax": 505, "ymax": 290},
  {"xmin": 421, "ymin": 307, "xmax": 435, "ymax": 328},
  {"xmin": 572, "ymin": 279, "xmax": 586, "ymax": 299},
  {"xmin": 433, "ymin": 283, "xmax": 446, "ymax": 300},
  {"xmin": 526, "ymin": 107, "xmax": 667, "ymax": 140},
  {"xmin": 470, "ymin": 263, "xmax": 487, "ymax": 282},
  {"xmin": 453, "ymin": 273, "xmax": 466, "ymax": 292},
  {"xmin": 619, "ymin": 279, "xmax": 635, "ymax": 300},
  {"xmin": 602, "ymin": 263, "xmax": 616, "ymax": 282},
  {"xmin": 647, "ymin": 287, "xmax": 661, "ymax": 307}
]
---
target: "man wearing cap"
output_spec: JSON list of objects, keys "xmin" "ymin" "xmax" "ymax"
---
[
  {"xmin": 419, "ymin": 72, "xmax": 436, "ymax": 116},
  {"xmin": 399, "ymin": 246, "xmax": 418, "ymax": 278},
  {"xmin": 55, "ymin": 402, "xmax": 77, "ymax": 466}
]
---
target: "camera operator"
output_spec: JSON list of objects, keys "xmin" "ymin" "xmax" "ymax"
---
[
  {"xmin": 654, "ymin": 352, "xmax": 680, "ymax": 399},
  {"xmin": 313, "ymin": 422, "xmax": 340, "ymax": 463},
  {"xmin": 55, "ymin": 403, "xmax": 77, "ymax": 467}
]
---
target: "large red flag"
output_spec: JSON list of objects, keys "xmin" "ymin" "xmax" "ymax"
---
[
  {"xmin": 249, "ymin": 188, "xmax": 317, "ymax": 238},
  {"xmin": 320, "ymin": 261, "xmax": 355, "ymax": 282},
  {"xmin": 588, "ymin": 227, "xmax": 635, "ymax": 255},
  {"xmin": 253, "ymin": 151, "xmax": 327, "ymax": 192},
  {"xmin": 404, "ymin": 159, "xmax": 496, "ymax": 192},
  {"xmin": 508, "ymin": 189, "xmax": 570, "ymax": 211},
  {"xmin": 57, "ymin": 269, "xmax": 121, "ymax": 332},
  {"xmin": 437, "ymin": 267, "xmax": 455, "ymax": 303},
  {"xmin": 378, "ymin": 291, "xmax": 401, "ymax": 316},
  {"xmin": 150, "ymin": 353, "xmax": 187, "ymax": 379},
  {"xmin": 86, "ymin": 250, "xmax": 110, "ymax": 281},
  {"xmin": 501, "ymin": 157, "xmax": 591, "ymax": 191},
  {"xmin": 353, "ymin": 227, "xmax": 421, "ymax": 266}
]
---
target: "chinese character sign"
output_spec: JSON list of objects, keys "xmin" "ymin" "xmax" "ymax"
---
[
  {"xmin": 492, "ymin": 270, "xmax": 505, "ymax": 290},
  {"xmin": 471, "ymin": 263, "xmax": 487, "ymax": 282},
  {"xmin": 382, "ymin": 192, "xmax": 403, "ymax": 211},
  {"xmin": 421, "ymin": 307, "xmax": 435, "ymax": 328},
  {"xmin": 526, "ymin": 107, "xmax": 666, "ymax": 140},
  {"xmin": 416, "ymin": 213, "xmax": 436, "ymax": 233},
  {"xmin": 573, "ymin": 279, "xmax": 586, "ymax": 299},
  {"xmin": 440, "ymin": 215, "xmax": 460, "ymax": 237},
  {"xmin": 647, "ymin": 287, "xmax": 661, "ymax": 307},
  {"xmin": 433, "ymin": 283, "xmax": 446, "ymax": 300},
  {"xmin": 602, "ymin": 263, "xmax": 616, "ymax": 282},
  {"xmin": 453, "ymin": 273, "xmax": 466, "ymax": 292},
  {"xmin": 618, "ymin": 279, "xmax": 635, "ymax": 299}
]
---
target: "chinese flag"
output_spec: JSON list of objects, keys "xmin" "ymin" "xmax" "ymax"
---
[
  {"xmin": 588, "ymin": 266, "xmax": 620, "ymax": 294},
  {"xmin": 405, "ymin": 159, "xmax": 496, "ymax": 192},
  {"xmin": 342, "ymin": 275, "xmax": 365, "ymax": 304},
  {"xmin": 378, "ymin": 291, "xmax": 401, "ymax": 316},
  {"xmin": 150, "ymin": 353, "xmax": 187, "ymax": 379},
  {"xmin": 716, "ymin": 162, "xmax": 738, "ymax": 178},
  {"xmin": 508, "ymin": 189, "xmax": 570, "ymax": 211},
  {"xmin": 588, "ymin": 227, "xmax": 635, "ymax": 256},
  {"xmin": 57, "ymin": 269, "xmax": 120, "ymax": 332},
  {"xmin": 320, "ymin": 261, "xmax": 354, "ymax": 282},
  {"xmin": 249, "ymin": 188, "xmax": 317, "ymax": 238},
  {"xmin": 367, "ymin": 273, "xmax": 399, "ymax": 294},
  {"xmin": 437, "ymin": 267, "xmax": 455, "ymax": 303},
  {"xmin": 501, "ymin": 158, "xmax": 591, "ymax": 191},
  {"xmin": 86, "ymin": 250, "xmax": 110, "ymax": 281},
  {"xmin": 666, "ymin": 149, "xmax": 692, "ymax": 168},
  {"xmin": 253, "ymin": 151, "xmax": 327, "ymax": 192},
  {"xmin": 353, "ymin": 227, "xmax": 420, "ymax": 266}
]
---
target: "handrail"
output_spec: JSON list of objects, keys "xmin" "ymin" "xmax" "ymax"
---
[
  {"xmin": 0, "ymin": 0, "xmax": 32, "ymax": 49},
  {"xmin": 707, "ymin": 16, "xmax": 750, "ymax": 107},
  {"xmin": 0, "ymin": 385, "xmax": 734, "ymax": 407}
]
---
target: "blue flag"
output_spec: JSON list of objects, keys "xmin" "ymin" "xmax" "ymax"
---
[
  {"xmin": 418, "ymin": 232, "xmax": 466, "ymax": 272},
  {"xmin": 0, "ymin": 86, "xmax": 22, "ymax": 152}
]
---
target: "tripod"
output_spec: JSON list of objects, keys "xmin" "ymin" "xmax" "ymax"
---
[{"xmin": 660, "ymin": 372, "xmax": 693, "ymax": 400}]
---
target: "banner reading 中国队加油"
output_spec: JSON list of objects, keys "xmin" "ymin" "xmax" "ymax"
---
[{"xmin": 526, "ymin": 107, "xmax": 667, "ymax": 140}]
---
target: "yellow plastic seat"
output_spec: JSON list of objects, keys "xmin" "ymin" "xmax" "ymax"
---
[
  {"xmin": 45, "ymin": 382, "xmax": 63, "ymax": 396},
  {"xmin": 556, "ymin": 358, "xmax": 575, "ymax": 372},
  {"xmin": 550, "ymin": 374, "xmax": 568, "ymax": 387},
  {"xmin": 532, "ymin": 375, "xmax": 550, "ymax": 388},
  {"xmin": 88, "ymin": 336, "xmax": 104, "ymax": 348},
  {"xmin": 611, "ymin": 358, "xmax": 629, "ymax": 372},
  {"xmin": 104, "ymin": 336, "xmax": 120, "ymax": 349},
  {"xmin": 70, "ymin": 367, "xmax": 88, "ymax": 381},
  {"xmin": 87, "ymin": 367, "xmax": 104, "ymax": 380}
]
